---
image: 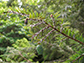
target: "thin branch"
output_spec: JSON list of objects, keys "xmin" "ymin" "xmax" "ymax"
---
[
  {"xmin": 51, "ymin": 33, "xmax": 61, "ymax": 40},
  {"xmin": 71, "ymin": 53, "xmax": 84, "ymax": 63},
  {"xmin": 30, "ymin": 21, "xmax": 45, "ymax": 28},
  {"xmin": 79, "ymin": 22, "xmax": 84, "ymax": 24},
  {"xmin": 60, "ymin": 24, "xmax": 63, "ymax": 32},
  {"xmin": 60, "ymin": 37, "xmax": 68, "ymax": 42},
  {"xmin": 49, "ymin": 25, "xmax": 84, "ymax": 45},
  {"xmin": 39, "ymin": 29, "xmax": 55, "ymax": 43},
  {"xmin": 50, "ymin": 14, "xmax": 56, "ymax": 27},
  {"xmin": 18, "ymin": 52, "xmax": 32, "ymax": 63},
  {"xmin": 26, "ymin": 18, "xmax": 45, "ymax": 22},
  {"xmin": 46, "ymin": 59, "xmax": 67, "ymax": 63},
  {"xmin": 4, "ymin": 11, "xmax": 29, "ymax": 16},
  {"xmin": 32, "ymin": 25, "xmax": 50, "ymax": 38}
]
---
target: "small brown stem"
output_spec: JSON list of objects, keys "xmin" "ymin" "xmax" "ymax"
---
[
  {"xmin": 4, "ymin": 11, "xmax": 29, "ymax": 16},
  {"xmin": 50, "ymin": 26, "xmax": 84, "ymax": 45},
  {"xmin": 19, "ymin": 52, "xmax": 32, "ymax": 63},
  {"xmin": 32, "ymin": 25, "xmax": 50, "ymax": 38},
  {"xmin": 39, "ymin": 29, "xmax": 55, "ymax": 43},
  {"xmin": 72, "ymin": 53, "xmax": 84, "ymax": 63},
  {"xmin": 50, "ymin": 14, "xmax": 56, "ymax": 28}
]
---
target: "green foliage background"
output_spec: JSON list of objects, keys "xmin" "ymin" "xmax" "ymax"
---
[{"xmin": 0, "ymin": 0, "xmax": 84, "ymax": 63}]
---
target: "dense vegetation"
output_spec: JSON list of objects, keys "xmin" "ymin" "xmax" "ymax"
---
[{"xmin": 0, "ymin": 0, "xmax": 84, "ymax": 63}]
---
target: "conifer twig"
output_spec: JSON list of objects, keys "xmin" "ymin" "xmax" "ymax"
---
[
  {"xmin": 71, "ymin": 53, "xmax": 84, "ymax": 63},
  {"xmin": 32, "ymin": 25, "xmax": 50, "ymax": 38},
  {"xmin": 18, "ymin": 52, "xmax": 32, "ymax": 63},
  {"xmin": 50, "ymin": 14, "xmax": 56, "ymax": 28},
  {"xmin": 27, "ymin": 18, "xmax": 84, "ymax": 45},
  {"xmin": 30, "ymin": 21, "xmax": 45, "ymax": 28},
  {"xmin": 4, "ymin": 11, "xmax": 84, "ymax": 45},
  {"xmin": 39, "ymin": 29, "xmax": 55, "ymax": 43},
  {"xmin": 48, "ymin": 22, "xmax": 84, "ymax": 45},
  {"xmin": 6, "ymin": 11, "xmax": 29, "ymax": 16}
]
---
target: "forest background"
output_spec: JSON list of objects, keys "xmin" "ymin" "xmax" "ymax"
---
[{"xmin": 0, "ymin": 0, "xmax": 84, "ymax": 63}]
